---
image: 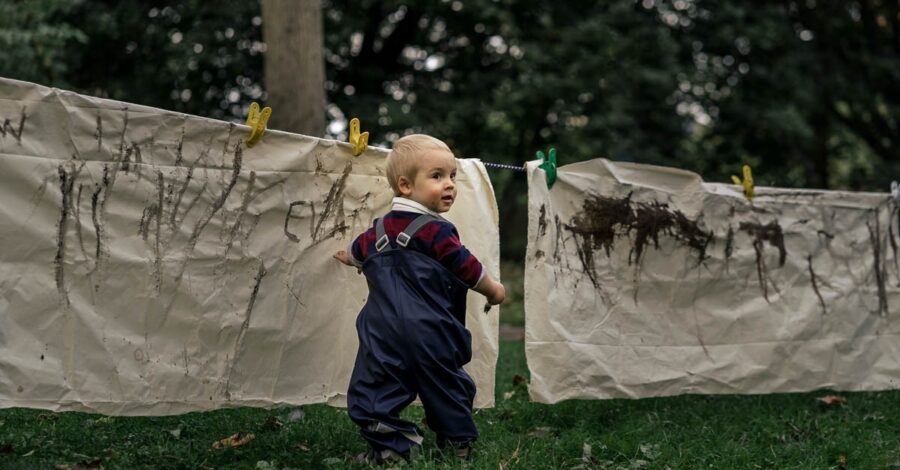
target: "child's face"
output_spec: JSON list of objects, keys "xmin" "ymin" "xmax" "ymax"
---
[{"xmin": 399, "ymin": 149, "xmax": 458, "ymax": 213}]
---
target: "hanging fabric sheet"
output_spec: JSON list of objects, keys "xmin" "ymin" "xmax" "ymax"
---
[
  {"xmin": 525, "ymin": 158, "xmax": 900, "ymax": 402},
  {"xmin": 0, "ymin": 77, "xmax": 499, "ymax": 415}
]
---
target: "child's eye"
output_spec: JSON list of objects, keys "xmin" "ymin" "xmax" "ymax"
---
[{"xmin": 450, "ymin": 172, "xmax": 457, "ymax": 180}]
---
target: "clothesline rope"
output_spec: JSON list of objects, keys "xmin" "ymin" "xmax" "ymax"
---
[{"xmin": 482, "ymin": 161, "xmax": 527, "ymax": 172}]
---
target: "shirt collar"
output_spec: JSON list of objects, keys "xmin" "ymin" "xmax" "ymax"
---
[{"xmin": 391, "ymin": 196, "xmax": 445, "ymax": 219}]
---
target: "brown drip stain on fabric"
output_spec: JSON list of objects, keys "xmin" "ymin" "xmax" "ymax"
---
[
  {"xmin": 312, "ymin": 161, "xmax": 352, "ymax": 242},
  {"xmin": 867, "ymin": 214, "xmax": 889, "ymax": 316},
  {"xmin": 738, "ymin": 220, "xmax": 786, "ymax": 302},
  {"xmin": 54, "ymin": 166, "xmax": 75, "ymax": 305},
  {"xmin": 95, "ymin": 115, "xmax": 102, "ymax": 151},
  {"xmin": 889, "ymin": 203, "xmax": 900, "ymax": 287},
  {"xmin": 174, "ymin": 125, "xmax": 186, "ymax": 166},
  {"xmin": 224, "ymin": 261, "xmax": 267, "ymax": 398},
  {"xmin": 563, "ymin": 194, "xmax": 713, "ymax": 290},
  {"xmin": 537, "ymin": 204, "xmax": 548, "ymax": 238},
  {"xmin": 284, "ymin": 162, "xmax": 353, "ymax": 244},
  {"xmin": 807, "ymin": 254, "xmax": 827, "ymax": 315}
]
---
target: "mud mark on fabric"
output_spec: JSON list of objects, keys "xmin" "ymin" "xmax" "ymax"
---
[
  {"xmin": 537, "ymin": 204, "xmax": 548, "ymax": 238},
  {"xmin": 54, "ymin": 166, "xmax": 76, "ymax": 305},
  {"xmin": 120, "ymin": 144, "xmax": 143, "ymax": 178},
  {"xmin": 889, "ymin": 203, "xmax": 900, "ymax": 286},
  {"xmin": 95, "ymin": 115, "xmax": 102, "ymax": 152},
  {"xmin": 724, "ymin": 225, "xmax": 734, "ymax": 271},
  {"xmin": 284, "ymin": 279, "xmax": 305, "ymax": 307},
  {"xmin": 807, "ymin": 254, "xmax": 827, "ymax": 315},
  {"xmin": 220, "ymin": 171, "xmax": 257, "ymax": 260},
  {"xmin": 284, "ymin": 162, "xmax": 352, "ymax": 244},
  {"xmin": 0, "ymin": 106, "xmax": 27, "ymax": 143},
  {"xmin": 87, "ymin": 165, "xmax": 113, "ymax": 275},
  {"xmin": 224, "ymin": 260, "xmax": 267, "ymax": 399},
  {"xmin": 312, "ymin": 161, "xmax": 352, "ymax": 242},
  {"xmin": 174, "ymin": 126, "xmax": 186, "ymax": 166},
  {"xmin": 188, "ymin": 142, "xmax": 243, "ymax": 247},
  {"xmin": 169, "ymin": 139, "xmax": 214, "ymax": 230},
  {"xmin": 74, "ymin": 184, "xmax": 88, "ymax": 259},
  {"xmin": 347, "ymin": 191, "xmax": 373, "ymax": 226},
  {"xmin": 563, "ymin": 194, "xmax": 713, "ymax": 292},
  {"xmin": 284, "ymin": 201, "xmax": 306, "ymax": 243},
  {"xmin": 165, "ymin": 141, "xmax": 244, "ymax": 304},
  {"xmin": 182, "ymin": 344, "xmax": 190, "ymax": 376},
  {"xmin": 738, "ymin": 221, "xmax": 785, "ymax": 302},
  {"xmin": 868, "ymin": 215, "xmax": 889, "ymax": 316},
  {"xmin": 152, "ymin": 170, "xmax": 165, "ymax": 291}
]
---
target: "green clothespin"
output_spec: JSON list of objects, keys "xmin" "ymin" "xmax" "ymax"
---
[{"xmin": 536, "ymin": 148, "xmax": 557, "ymax": 189}]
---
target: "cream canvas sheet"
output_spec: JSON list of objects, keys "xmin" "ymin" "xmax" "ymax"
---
[
  {"xmin": 525, "ymin": 158, "xmax": 900, "ymax": 402},
  {"xmin": 0, "ymin": 77, "xmax": 499, "ymax": 415}
]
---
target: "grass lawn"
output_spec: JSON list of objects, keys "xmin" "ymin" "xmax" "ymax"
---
[{"xmin": 2, "ymin": 264, "xmax": 900, "ymax": 468}]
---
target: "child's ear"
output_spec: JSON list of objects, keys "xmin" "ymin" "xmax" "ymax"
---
[{"xmin": 397, "ymin": 175, "xmax": 413, "ymax": 196}]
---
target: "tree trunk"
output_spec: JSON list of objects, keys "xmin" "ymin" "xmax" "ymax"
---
[{"xmin": 261, "ymin": 0, "xmax": 325, "ymax": 136}]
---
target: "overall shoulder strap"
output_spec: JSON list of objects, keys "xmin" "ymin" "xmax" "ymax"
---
[
  {"xmin": 396, "ymin": 214, "xmax": 439, "ymax": 247},
  {"xmin": 374, "ymin": 217, "xmax": 391, "ymax": 252}
]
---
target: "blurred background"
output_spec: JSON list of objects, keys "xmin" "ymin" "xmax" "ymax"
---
[{"xmin": 2, "ymin": 0, "xmax": 898, "ymax": 261}]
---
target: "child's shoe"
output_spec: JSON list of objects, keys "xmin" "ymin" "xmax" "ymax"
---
[{"xmin": 354, "ymin": 447, "xmax": 416, "ymax": 465}]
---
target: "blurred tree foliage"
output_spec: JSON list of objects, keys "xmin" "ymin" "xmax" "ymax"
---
[{"xmin": 1, "ymin": 0, "xmax": 897, "ymax": 259}]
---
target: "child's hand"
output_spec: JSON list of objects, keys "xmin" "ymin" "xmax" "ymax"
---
[
  {"xmin": 487, "ymin": 282, "xmax": 506, "ymax": 306},
  {"xmin": 333, "ymin": 250, "xmax": 352, "ymax": 266},
  {"xmin": 475, "ymin": 275, "xmax": 506, "ymax": 306}
]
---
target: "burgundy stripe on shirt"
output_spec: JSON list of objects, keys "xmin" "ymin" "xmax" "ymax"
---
[{"xmin": 350, "ymin": 211, "xmax": 484, "ymax": 287}]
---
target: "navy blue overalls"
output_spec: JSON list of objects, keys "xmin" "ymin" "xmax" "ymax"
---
[{"xmin": 347, "ymin": 214, "xmax": 478, "ymax": 454}]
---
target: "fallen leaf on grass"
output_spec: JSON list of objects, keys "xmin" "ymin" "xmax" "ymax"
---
[
  {"xmin": 526, "ymin": 426, "xmax": 554, "ymax": 438},
  {"xmin": 263, "ymin": 415, "xmax": 283, "ymax": 430},
  {"xmin": 837, "ymin": 454, "xmax": 847, "ymax": 470},
  {"xmin": 168, "ymin": 428, "xmax": 182, "ymax": 438},
  {"xmin": 22, "ymin": 449, "xmax": 34, "ymax": 457},
  {"xmin": 296, "ymin": 443, "xmax": 310, "ymax": 452},
  {"xmin": 55, "ymin": 458, "xmax": 103, "ymax": 470},
  {"xmin": 498, "ymin": 440, "xmax": 521, "ymax": 470},
  {"xmin": 816, "ymin": 395, "xmax": 847, "ymax": 406},
  {"xmin": 503, "ymin": 391, "xmax": 515, "ymax": 400},
  {"xmin": 639, "ymin": 443, "xmax": 660, "ymax": 460},
  {"xmin": 212, "ymin": 432, "xmax": 256, "ymax": 449},
  {"xmin": 512, "ymin": 374, "xmax": 527, "ymax": 387},
  {"xmin": 286, "ymin": 408, "xmax": 305, "ymax": 422}
]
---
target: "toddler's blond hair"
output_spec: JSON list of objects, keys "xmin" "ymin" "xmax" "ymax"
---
[{"xmin": 385, "ymin": 134, "xmax": 453, "ymax": 196}]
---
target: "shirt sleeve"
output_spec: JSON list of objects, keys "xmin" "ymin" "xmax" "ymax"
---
[
  {"xmin": 349, "ymin": 228, "xmax": 374, "ymax": 267},
  {"xmin": 431, "ymin": 222, "xmax": 485, "ymax": 288}
]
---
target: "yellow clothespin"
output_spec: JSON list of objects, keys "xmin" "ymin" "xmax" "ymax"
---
[
  {"xmin": 731, "ymin": 164, "xmax": 754, "ymax": 201},
  {"xmin": 348, "ymin": 117, "xmax": 368, "ymax": 156},
  {"xmin": 245, "ymin": 102, "xmax": 271, "ymax": 148}
]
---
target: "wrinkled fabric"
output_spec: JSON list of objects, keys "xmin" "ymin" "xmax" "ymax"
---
[
  {"xmin": 525, "ymin": 158, "xmax": 900, "ymax": 402},
  {"xmin": 0, "ymin": 77, "xmax": 499, "ymax": 415}
]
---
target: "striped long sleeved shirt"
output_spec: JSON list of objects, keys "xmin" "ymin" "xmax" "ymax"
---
[{"xmin": 347, "ymin": 197, "xmax": 485, "ymax": 288}]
